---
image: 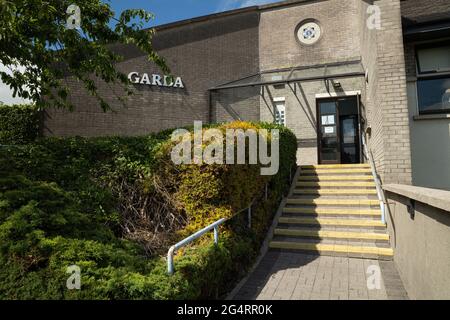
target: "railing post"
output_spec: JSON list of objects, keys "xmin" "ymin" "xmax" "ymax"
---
[
  {"xmin": 362, "ymin": 133, "xmax": 386, "ymax": 225},
  {"xmin": 214, "ymin": 226, "xmax": 219, "ymax": 245},
  {"xmin": 167, "ymin": 246, "xmax": 175, "ymax": 275},
  {"xmin": 248, "ymin": 206, "xmax": 252, "ymax": 229}
]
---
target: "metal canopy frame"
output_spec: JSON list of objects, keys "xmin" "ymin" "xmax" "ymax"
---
[{"xmin": 209, "ymin": 60, "xmax": 366, "ymax": 91}]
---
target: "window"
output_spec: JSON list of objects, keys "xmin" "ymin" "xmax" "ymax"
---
[
  {"xmin": 274, "ymin": 102, "xmax": 286, "ymax": 126},
  {"xmin": 416, "ymin": 43, "xmax": 450, "ymax": 114}
]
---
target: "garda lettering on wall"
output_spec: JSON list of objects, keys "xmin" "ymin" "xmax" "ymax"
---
[{"xmin": 128, "ymin": 72, "xmax": 184, "ymax": 88}]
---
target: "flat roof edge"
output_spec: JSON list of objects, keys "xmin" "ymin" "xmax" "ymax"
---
[
  {"xmin": 153, "ymin": 6, "xmax": 259, "ymax": 32},
  {"xmin": 152, "ymin": 0, "xmax": 323, "ymax": 32}
]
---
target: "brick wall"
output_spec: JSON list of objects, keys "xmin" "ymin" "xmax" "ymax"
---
[
  {"xmin": 361, "ymin": 0, "xmax": 412, "ymax": 185},
  {"xmin": 212, "ymin": 87, "xmax": 261, "ymax": 123},
  {"xmin": 401, "ymin": 0, "xmax": 450, "ymax": 25},
  {"xmin": 359, "ymin": 0, "xmax": 385, "ymax": 178},
  {"xmin": 259, "ymin": 0, "xmax": 361, "ymax": 71},
  {"xmin": 378, "ymin": 0, "xmax": 412, "ymax": 185},
  {"xmin": 43, "ymin": 11, "xmax": 260, "ymax": 137}
]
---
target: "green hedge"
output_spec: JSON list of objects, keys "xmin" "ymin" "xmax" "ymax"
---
[
  {"xmin": 0, "ymin": 121, "xmax": 297, "ymax": 299},
  {"xmin": 0, "ymin": 104, "xmax": 41, "ymax": 145}
]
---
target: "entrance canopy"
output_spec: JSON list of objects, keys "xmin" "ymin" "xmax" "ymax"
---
[{"xmin": 210, "ymin": 60, "xmax": 365, "ymax": 91}]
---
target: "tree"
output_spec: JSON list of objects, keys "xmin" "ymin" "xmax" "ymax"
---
[{"xmin": 0, "ymin": 0, "xmax": 168, "ymax": 110}]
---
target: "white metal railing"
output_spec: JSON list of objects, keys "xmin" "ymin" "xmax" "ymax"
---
[
  {"xmin": 167, "ymin": 193, "xmax": 260, "ymax": 275},
  {"xmin": 361, "ymin": 133, "xmax": 386, "ymax": 224},
  {"xmin": 167, "ymin": 218, "xmax": 226, "ymax": 275}
]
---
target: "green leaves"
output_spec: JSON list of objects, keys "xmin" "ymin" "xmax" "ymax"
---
[
  {"xmin": 0, "ymin": 0, "xmax": 168, "ymax": 111},
  {"xmin": 0, "ymin": 104, "xmax": 40, "ymax": 145}
]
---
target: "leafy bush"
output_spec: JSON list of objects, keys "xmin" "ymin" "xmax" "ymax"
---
[
  {"xmin": 0, "ymin": 121, "xmax": 297, "ymax": 299},
  {"xmin": 0, "ymin": 104, "xmax": 40, "ymax": 144}
]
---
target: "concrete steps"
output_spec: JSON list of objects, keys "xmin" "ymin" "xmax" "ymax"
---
[{"xmin": 269, "ymin": 164, "xmax": 392, "ymax": 259}]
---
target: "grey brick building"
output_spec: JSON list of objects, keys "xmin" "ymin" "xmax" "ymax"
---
[{"xmin": 44, "ymin": 0, "xmax": 450, "ymax": 190}]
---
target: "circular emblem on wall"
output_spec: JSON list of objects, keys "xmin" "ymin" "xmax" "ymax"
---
[{"xmin": 296, "ymin": 20, "xmax": 322, "ymax": 45}]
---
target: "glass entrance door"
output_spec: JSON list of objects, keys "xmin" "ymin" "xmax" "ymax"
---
[
  {"xmin": 317, "ymin": 97, "xmax": 360, "ymax": 164},
  {"xmin": 340, "ymin": 115, "xmax": 360, "ymax": 164},
  {"xmin": 318, "ymin": 101, "xmax": 340, "ymax": 164}
]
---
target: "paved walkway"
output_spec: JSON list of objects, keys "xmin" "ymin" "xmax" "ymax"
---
[{"xmin": 232, "ymin": 252, "xmax": 408, "ymax": 300}]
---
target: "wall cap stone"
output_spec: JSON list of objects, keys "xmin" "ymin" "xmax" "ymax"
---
[
  {"xmin": 384, "ymin": 184, "xmax": 450, "ymax": 212},
  {"xmin": 413, "ymin": 114, "xmax": 450, "ymax": 121}
]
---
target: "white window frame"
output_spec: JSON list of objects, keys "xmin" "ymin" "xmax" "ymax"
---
[
  {"xmin": 415, "ymin": 42, "xmax": 450, "ymax": 115},
  {"xmin": 273, "ymin": 97, "xmax": 286, "ymax": 126}
]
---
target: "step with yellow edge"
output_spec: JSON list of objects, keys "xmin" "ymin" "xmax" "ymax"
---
[
  {"xmin": 293, "ymin": 188, "xmax": 377, "ymax": 195},
  {"xmin": 297, "ymin": 181, "xmax": 376, "ymax": 187},
  {"xmin": 273, "ymin": 228, "xmax": 390, "ymax": 241},
  {"xmin": 286, "ymin": 198, "xmax": 380, "ymax": 206},
  {"xmin": 282, "ymin": 207, "xmax": 382, "ymax": 216},
  {"xmin": 301, "ymin": 164, "xmax": 370, "ymax": 169},
  {"xmin": 269, "ymin": 241, "xmax": 394, "ymax": 258},
  {"xmin": 298, "ymin": 175, "xmax": 374, "ymax": 181},
  {"xmin": 300, "ymin": 168, "xmax": 372, "ymax": 175},
  {"xmin": 278, "ymin": 217, "xmax": 386, "ymax": 228}
]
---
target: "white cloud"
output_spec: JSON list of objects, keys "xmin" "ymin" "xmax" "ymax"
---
[{"xmin": 216, "ymin": 0, "xmax": 277, "ymax": 12}]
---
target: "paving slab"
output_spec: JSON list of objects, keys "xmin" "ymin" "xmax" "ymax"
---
[{"xmin": 231, "ymin": 251, "xmax": 408, "ymax": 300}]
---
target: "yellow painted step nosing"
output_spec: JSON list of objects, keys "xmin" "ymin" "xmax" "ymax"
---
[
  {"xmin": 293, "ymin": 189, "xmax": 378, "ymax": 195},
  {"xmin": 301, "ymin": 164, "xmax": 370, "ymax": 169},
  {"xmin": 282, "ymin": 208, "xmax": 381, "ymax": 216},
  {"xmin": 286, "ymin": 199, "xmax": 380, "ymax": 206},
  {"xmin": 296, "ymin": 182, "xmax": 376, "ymax": 187},
  {"xmin": 298, "ymin": 176, "xmax": 374, "ymax": 181},
  {"xmin": 278, "ymin": 217, "xmax": 386, "ymax": 227},
  {"xmin": 269, "ymin": 242, "xmax": 394, "ymax": 256},
  {"xmin": 274, "ymin": 229, "xmax": 390, "ymax": 240},
  {"xmin": 301, "ymin": 169, "xmax": 372, "ymax": 174}
]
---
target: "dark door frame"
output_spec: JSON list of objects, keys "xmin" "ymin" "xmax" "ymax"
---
[{"xmin": 316, "ymin": 95, "xmax": 361, "ymax": 165}]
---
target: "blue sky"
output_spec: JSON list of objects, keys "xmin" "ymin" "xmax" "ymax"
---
[{"xmin": 108, "ymin": 0, "xmax": 280, "ymax": 27}]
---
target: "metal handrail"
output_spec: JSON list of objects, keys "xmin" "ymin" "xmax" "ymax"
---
[
  {"xmin": 166, "ymin": 165, "xmax": 294, "ymax": 275},
  {"xmin": 167, "ymin": 183, "xmax": 266, "ymax": 274},
  {"xmin": 361, "ymin": 134, "xmax": 386, "ymax": 224},
  {"xmin": 167, "ymin": 198, "xmax": 256, "ymax": 275},
  {"xmin": 167, "ymin": 218, "xmax": 226, "ymax": 275}
]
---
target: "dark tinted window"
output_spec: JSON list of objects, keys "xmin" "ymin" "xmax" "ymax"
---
[{"xmin": 417, "ymin": 77, "xmax": 450, "ymax": 114}]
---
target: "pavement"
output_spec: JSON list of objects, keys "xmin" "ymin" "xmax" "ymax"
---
[{"xmin": 231, "ymin": 251, "xmax": 409, "ymax": 300}]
